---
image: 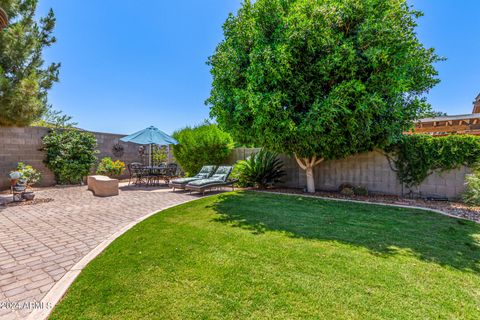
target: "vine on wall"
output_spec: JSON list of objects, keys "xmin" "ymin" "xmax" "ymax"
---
[{"xmin": 385, "ymin": 134, "xmax": 480, "ymax": 188}]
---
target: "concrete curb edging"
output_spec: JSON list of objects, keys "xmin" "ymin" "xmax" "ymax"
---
[
  {"xmin": 26, "ymin": 190, "xmax": 477, "ymax": 319},
  {"xmin": 258, "ymin": 191, "xmax": 478, "ymax": 224},
  {"xmin": 26, "ymin": 196, "xmax": 206, "ymax": 320}
]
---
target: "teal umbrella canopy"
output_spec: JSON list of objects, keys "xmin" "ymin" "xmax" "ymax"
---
[{"xmin": 120, "ymin": 126, "xmax": 178, "ymax": 145}]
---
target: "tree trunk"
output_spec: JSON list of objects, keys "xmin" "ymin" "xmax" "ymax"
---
[
  {"xmin": 295, "ymin": 155, "xmax": 324, "ymax": 193},
  {"xmin": 306, "ymin": 165, "xmax": 314, "ymax": 193}
]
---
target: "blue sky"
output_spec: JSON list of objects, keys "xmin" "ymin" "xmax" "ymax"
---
[{"xmin": 38, "ymin": 0, "xmax": 480, "ymax": 134}]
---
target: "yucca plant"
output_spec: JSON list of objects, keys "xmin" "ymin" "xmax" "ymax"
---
[{"xmin": 235, "ymin": 149, "xmax": 286, "ymax": 189}]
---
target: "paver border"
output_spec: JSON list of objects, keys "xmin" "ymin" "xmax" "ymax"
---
[
  {"xmin": 26, "ymin": 196, "xmax": 207, "ymax": 320},
  {"xmin": 258, "ymin": 190, "xmax": 478, "ymax": 223}
]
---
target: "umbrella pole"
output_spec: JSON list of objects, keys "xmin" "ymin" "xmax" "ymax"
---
[{"xmin": 149, "ymin": 144, "xmax": 152, "ymax": 167}]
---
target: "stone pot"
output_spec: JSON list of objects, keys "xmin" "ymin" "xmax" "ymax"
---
[{"xmin": 22, "ymin": 192, "xmax": 35, "ymax": 201}]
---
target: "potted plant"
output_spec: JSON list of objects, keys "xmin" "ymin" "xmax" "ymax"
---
[
  {"xmin": 10, "ymin": 163, "xmax": 42, "ymax": 201},
  {"xmin": 9, "ymin": 171, "xmax": 22, "ymax": 186}
]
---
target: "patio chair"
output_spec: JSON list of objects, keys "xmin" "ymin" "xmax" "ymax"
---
[
  {"xmin": 184, "ymin": 166, "xmax": 237, "ymax": 195},
  {"xmin": 147, "ymin": 166, "xmax": 164, "ymax": 186},
  {"xmin": 162, "ymin": 163, "xmax": 178, "ymax": 185},
  {"xmin": 169, "ymin": 165, "xmax": 216, "ymax": 190},
  {"xmin": 127, "ymin": 162, "xmax": 146, "ymax": 185}
]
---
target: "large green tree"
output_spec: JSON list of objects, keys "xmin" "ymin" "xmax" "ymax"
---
[
  {"xmin": 207, "ymin": 0, "xmax": 441, "ymax": 193},
  {"xmin": 0, "ymin": 0, "xmax": 60, "ymax": 126}
]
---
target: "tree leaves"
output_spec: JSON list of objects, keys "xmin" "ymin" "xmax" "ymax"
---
[
  {"xmin": 172, "ymin": 124, "xmax": 234, "ymax": 176},
  {"xmin": 207, "ymin": 0, "xmax": 441, "ymax": 160},
  {"xmin": 386, "ymin": 135, "xmax": 480, "ymax": 187},
  {"xmin": 0, "ymin": 0, "xmax": 60, "ymax": 126}
]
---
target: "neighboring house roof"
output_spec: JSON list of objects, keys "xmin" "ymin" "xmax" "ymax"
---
[
  {"xmin": 418, "ymin": 113, "xmax": 480, "ymax": 123},
  {"xmin": 473, "ymin": 93, "xmax": 480, "ymax": 114},
  {"xmin": 407, "ymin": 93, "xmax": 480, "ymax": 136}
]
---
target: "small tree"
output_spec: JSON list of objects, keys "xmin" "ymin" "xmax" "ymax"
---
[
  {"xmin": 0, "ymin": 0, "xmax": 60, "ymax": 126},
  {"xmin": 173, "ymin": 123, "xmax": 234, "ymax": 176},
  {"xmin": 207, "ymin": 0, "xmax": 441, "ymax": 192},
  {"xmin": 32, "ymin": 107, "xmax": 77, "ymax": 128},
  {"xmin": 152, "ymin": 145, "xmax": 168, "ymax": 165},
  {"xmin": 42, "ymin": 129, "xmax": 98, "ymax": 184}
]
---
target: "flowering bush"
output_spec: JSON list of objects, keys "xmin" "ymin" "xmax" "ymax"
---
[{"xmin": 96, "ymin": 157, "xmax": 125, "ymax": 177}]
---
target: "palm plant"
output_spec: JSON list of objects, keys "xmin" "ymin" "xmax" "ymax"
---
[{"xmin": 235, "ymin": 149, "xmax": 286, "ymax": 189}]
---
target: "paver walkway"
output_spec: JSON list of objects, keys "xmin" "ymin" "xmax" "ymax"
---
[{"xmin": 0, "ymin": 184, "xmax": 202, "ymax": 320}]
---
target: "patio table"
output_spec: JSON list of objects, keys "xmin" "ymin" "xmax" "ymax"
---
[{"xmin": 143, "ymin": 165, "xmax": 177, "ymax": 186}]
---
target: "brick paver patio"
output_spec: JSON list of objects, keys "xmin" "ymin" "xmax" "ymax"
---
[{"xmin": 0, "ymin": 184, "xmax": 202, "ymax": 320}]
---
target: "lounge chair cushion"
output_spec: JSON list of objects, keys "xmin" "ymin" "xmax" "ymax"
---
[
  {"xmin": 187, "ymin": 178, "xmax": 225, "ymax": 187},
  {"xmin": 208, "ymin": 166, "xmax": 233, "ymax": 181},
  {"xmin": 187, "ymin": 166, "xmax": 233, "ymax": 187},
  {"xmin": 198, "ymin": 165, "xmax": 216, "ymax": 176},
  {"xmin": 170, "ymin": 165, "xmax": 216, "ymax": 185},
  {"xmin": 170, "ymin": 177, "xmax": 201, "ymax": 185}
]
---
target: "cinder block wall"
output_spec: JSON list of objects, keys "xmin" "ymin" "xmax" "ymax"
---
[
  {"xmin": 0, "ymin": 127, "xmax": 170, "ymax": 189},
  {"xmin": 0, "ymin": 130, "xmax": 468, "ymax": 199},
  {"xmin": 230, "ymin": 148, "xmax": 468, "ymax": 200},
  {"xmin": 0, "ymin": 127, "xmax": 56, "ymax": 188}
]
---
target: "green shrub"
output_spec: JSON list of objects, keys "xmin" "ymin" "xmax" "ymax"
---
[
  {"xmin": 353, "ymin": 186, "xmax": 369, "ymax": 196},
  {"xmin": 42, "ymin": 129, "xmax": 98, "ymax": 184},
  {"xmin": 338, "ymin": 183, "xmax": 354, "ymax": 192},
  {"xmin": 96, "ymin": 157, "xmax": 125, "ymax": 177},
  {"xmin": 13, "ymin": 162, "xmax": 42, "ymax": 187},
  {"xmin": 173, "ymin": 124, "xmax": 234, "ymax": 176},
  {"xmin": 463, "ymin": 168, "xmax": 480, "ymax": 206},
  {"xmin": 234, "ymin": 149, "xmax": 285, "ymax": 189},
  {"xmin": 340, "ymin": 187, "xmax": 354, "ymax": 196},
  {"xmin": 230, "ymin": 162, "xmax": 254, "ymax": 188}
]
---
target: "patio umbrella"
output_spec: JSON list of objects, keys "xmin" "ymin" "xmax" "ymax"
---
[{"xmin": 120, "ymin": 126, "xmax": 178, "ymax": 166}]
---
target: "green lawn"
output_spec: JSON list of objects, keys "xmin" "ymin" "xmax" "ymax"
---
[{"xmin": 50, "ymin": 192, "xmax": 480, "ymax": 319}]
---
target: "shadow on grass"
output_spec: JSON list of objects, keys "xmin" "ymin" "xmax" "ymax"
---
[{"xmin": 211, "ymin": 192, "xmax": 480, "ymax": 273}]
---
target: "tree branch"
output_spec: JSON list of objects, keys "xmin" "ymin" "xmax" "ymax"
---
[
  {"xmin": 314, "ymin": 158, "xmax": 324, "ymax": 166},
  {"xmin": 294, "ymin": 155, "xmax": 307, "ymax": 170}
]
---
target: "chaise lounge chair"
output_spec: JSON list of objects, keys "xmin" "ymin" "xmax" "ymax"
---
[
  {"xmin": 169, "ymin": 165, "xmax": 216, "ymax": 190},
  {"xmin": 185, "ymin": 166, "xmax": 236, "ymax": 195}
]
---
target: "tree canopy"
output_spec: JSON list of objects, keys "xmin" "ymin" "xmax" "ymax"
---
[
  {"xmin": 0, "ymin": 0, "xmax": 60, "ymax": 126},
  {"xmin": 207, "ymin": 0, "xmax": 441, "ymax": 192},
  {"xmin": 207, "ymin": 0, "xmax": 441, "ymax": 160}
]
